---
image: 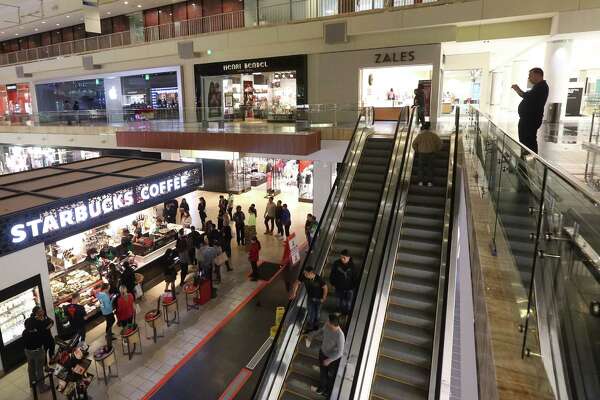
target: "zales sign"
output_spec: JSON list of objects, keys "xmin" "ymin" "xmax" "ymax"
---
[
  {"xmin": 10, "ymin": 173, "xmax": 192, "ymax": 245},
  {"xmin": 374, "ymin": 50, "xmax": 416, "ymax": 64}
]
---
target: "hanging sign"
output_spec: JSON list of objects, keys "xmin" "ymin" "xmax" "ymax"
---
[{"xmin": 288, "ymin": 232, "xmax": 301, "ymax": 265}]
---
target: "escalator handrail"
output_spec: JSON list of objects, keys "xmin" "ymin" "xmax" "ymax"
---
[
  {"xmin": 429, "ymin": 107, "xmax": 461, "ymax": 399},
  {"xmin": 349, "ymin": 106, "xmax": 423, "ymax": 399},
  {"xmin": 252, "ymin": 108, "xmax": 370, "ymax": 399},
  {"xmin": 331, "ymin": 106, "xmax": 416, "ymax": 399}
]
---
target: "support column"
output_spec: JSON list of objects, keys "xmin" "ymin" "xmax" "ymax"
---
[
  {"xmin": 543, "ymin": 39, "xmax": 573, "ymax": 121},
  {"xmin": 312, "ymin": 160, "xmax": 334, "ymax": 219},
  {"xmin": 182, "ymin": 62, "xmax": 198, "ymax": 123}
]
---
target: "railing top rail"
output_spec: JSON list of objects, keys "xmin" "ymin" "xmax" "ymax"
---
[{"xmin": 472, "ymin": 105, "xmax": 600, "ymax": 207}]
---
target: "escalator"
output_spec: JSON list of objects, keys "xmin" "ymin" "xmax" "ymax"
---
[{"xmin": 281, "ymin": 135, "xmax": 395, "ymax": 400}]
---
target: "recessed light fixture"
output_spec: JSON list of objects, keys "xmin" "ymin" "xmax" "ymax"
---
[
  {"xmin": 124, "ymin": 1, "xmax": 129, "ymax": 4},
  {"xmin": 137, "ymin": 4, "xmax": 142, "ymax": 8},
  {"xmin": 41, "ymin": 21, "xmax": 46, "ymax": 24},
  {"xmin": 34, "ymin": 28, "xmax": 39, "ymax": 31},
  {"xmin": 56, "ymin": 23, "xmax": 60, "ymax": 26},
  {"xmin": 66, "ymin": 15, "xmax": 70, "ymax": 18},
  {"xmin": 107, "ymin": 11, "xmax": 111, "ymax": 15},
  {"xmin": 15, "ymin": 33, "xmax": 19, "ymax": 36}
]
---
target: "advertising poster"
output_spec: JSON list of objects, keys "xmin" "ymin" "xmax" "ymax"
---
[
  {"xmin": 419, "ymin": 79, "xmax": 432, "ymax": 116},
  {"xmin": 206, "ymin": 78, "xmax": 223, "ymax": 118}
]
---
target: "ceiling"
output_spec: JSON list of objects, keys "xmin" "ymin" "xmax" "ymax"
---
[{"xmin": 0, "ymin": 0, "xmax": 186, "ymax": 42}]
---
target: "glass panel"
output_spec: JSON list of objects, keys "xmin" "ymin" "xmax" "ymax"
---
[{"xmin": 0, "ymin": 287, "xmax": 41, "ymax": 345}]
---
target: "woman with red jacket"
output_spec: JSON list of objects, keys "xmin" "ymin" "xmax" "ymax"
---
[
  {"xmin": 248, "ymin": 236, "xmax": 261, "ymax": 281},
  {"xmin": 115, "ymin": 286, "xmax": 135, "ymax": 327}
]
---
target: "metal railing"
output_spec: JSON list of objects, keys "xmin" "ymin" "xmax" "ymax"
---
[
  {"xmin": 0, "ymin": 10, "xmax": 245, "ymax": 67},
  {"xmin": 0, "ymin": 0, "xmax": 451, "ymax": 67},
  {"xmin": 470, "ymin": 106, "xmax": 600, "ymax": 399}
]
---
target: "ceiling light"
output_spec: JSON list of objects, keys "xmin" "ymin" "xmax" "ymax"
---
[
  {"xmin": 34, "ymin": 28, "xmax": 39, "ymax": 31},
  {"xmin": 124, "ymin": 1, "xmax": 129, "ymax": 4},
  {"xmin": 66, "ymin": 15, "xmax": 70, "ymax": 18},
  {"xmin": 41, "ymin": 21, "xmax": 46, "ymax": 24},
  {"xmin": 56, "ymin": 23, "xmax": 60, "ymax": 26},
  {"xmin": 137, "ymin": 4, "xmax": 142, "ymax": 8},
  {"xmin": 15, "ymin": 33, "xmax": 19, "ymax": 36}
]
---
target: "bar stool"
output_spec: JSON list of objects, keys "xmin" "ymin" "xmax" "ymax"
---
[
  {"xmin": 162, "ymin": 296, "xmax": 179, "ymax": 327},
  {"xmin": 93, "ymin": 347, "xmax": 118, "ymax": 385},
  {"xmin": 144, "ymin": 310, "xmax": 164, "ymax": 344},
  {"xmin": 121, "ymin": 326, "xmax": 142, "ymax": 360},
  {"xmin": 183, "ymin": 283, "xmax": 200, "ymax": 311}
]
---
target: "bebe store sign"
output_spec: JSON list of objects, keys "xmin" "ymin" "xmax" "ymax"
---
[{"xmin": 6, "ymin": 171, "xmax": 196, "ymax": 249}]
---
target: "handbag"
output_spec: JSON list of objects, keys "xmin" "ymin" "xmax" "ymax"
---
[{"xmin": 215, "ymin": 249, "xmax": 228, "ymax": 266}]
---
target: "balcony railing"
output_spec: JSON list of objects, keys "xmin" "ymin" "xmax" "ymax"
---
[
  {"xmin": 0, "ymin": 0, "xmax": 446, "ymax": 68},
  {"xmin": 0, "ymin": 10, "xmax": 245, "ymax": 67}
]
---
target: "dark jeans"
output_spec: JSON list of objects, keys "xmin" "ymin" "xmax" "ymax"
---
[
  {"xmin": 319, "ymin": 350, "xmax": 340, "ymax": 394},
  {"xmin": 518, "ymin": 118, "xmax": 541, "ymax": 154},
  {"xmin": 264, "ymin": 216, "xmax": 274, "ymax": 232},
  {"xmin": 250, "ymin": 260, "xmax": 259, "ymax": 278},
  {"xmin": 306, "ymin": 297, "xmax": 322, "ymax": 330},
  {"xmin": 337, "ymin": 289, "xmax": 354, "ymax": 315},
  {"xmin": 25, "ymin": 347, "xmax": 46, "ymax": 388},
  {"xmin": 104, "ymin": 313, "xmax": 115, "ymax": 336},
  {"xmin": 236, "ymin": 224, "xmax": 245, "ymax": 245},
  {"xmin": 284, "ymin": 223, "xmax": 291, "ymax": 238},
  {"xmin": 180, "ymin": 262, "xmax": 189, "ymax": 286},
  {"xmin": 417, "ymin": 106, "xmax": 426, "ymax": 127},
  {"xmin": 276, "ymin": 219, "xmax": 283, "ymax": 235},
  {"xmin": 417, "ymin": 153, "xmax": 434, "ymax": 184}
]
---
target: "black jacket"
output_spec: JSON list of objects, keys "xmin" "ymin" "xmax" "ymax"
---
[
  {"xmin": 330, "ymin": 259, "xmax": 359, "ymax": 291},
  {"xmin": 518, "ymin": 80, "xmax": 549, "ymax": 122}
]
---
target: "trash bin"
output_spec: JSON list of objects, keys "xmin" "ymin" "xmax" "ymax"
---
[{"xmin": 547, "ymin": 103, "xmax": 562, "ymax": 123}]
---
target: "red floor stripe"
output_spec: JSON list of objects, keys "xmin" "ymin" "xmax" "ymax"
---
[
  {"xmin": 217, "ymin": 367, "xmax": 253, "ymax": 400},
  {"xmin": 142, "ymin": 263, "xmax": 286, "ymax": 400}
]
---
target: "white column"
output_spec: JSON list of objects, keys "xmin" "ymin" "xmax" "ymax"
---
[
  {"xmin": 182, "ymin": 62, "xmax": 197, "ymax": 123},
  {"xmin": 543, "ymin": 39, "xmax": 573, "ymax": 121},
  {"xmin": 312, "ymin": 160, "xmax": 334, "ymax": 219}
]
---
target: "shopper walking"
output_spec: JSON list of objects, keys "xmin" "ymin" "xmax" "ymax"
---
[
  {"xmin": 281, "ymin": 203, "xmax": 292, "ymax": 238},
  {"xmin": 115, "ymin": 286, "xmax": 135, "ymax": 328},
  {"xmin": 31, "ymin": 306, "xmax": 55, "ymax": 362},
  {"xmin": 412, "ymin": 129, "xmax": 442, "ymax": 187},
  {"xmin": 227, "ymin": 193, "xmax": 234, "ymax": 219},
  {"xmin": 217, "ymin": 208, "xmax": 226, "ymax": 231},
  {"xmin": 248, "ymin": 236, "xmax": 261, "ymax": 281},
  {"xmin": 64, "ymin": 293, "xmax": 87, "ymax": 342},
  {"xmin": 511, "ymin": 67, "xmax": 549, "ymax": 154},
  {"xmin": 264, "ymin": 196, "xmax": 276, "ymax": 234},
  {"xmin": 233, "ymin": 205, "xmax": 246, "ymax": 246},
  {"xmin": 275, "ymin": 200, "xmax": 284, "ymax": 237},
  {"xmin": 198, "ymin": 197, "xmax": 207, "ymax": 230},
  {"xmin": 305, "ymin": 213, "xmax": 314, "ymax": 244},
  {"xmin": 23, "ymin": 318, "xmax": 49, "ymax": 393},
  {"xmin": 414, "ymin": 84, "xmax": 427, "ymax": 129},
  {"xmin": 199, "ymin": 237, "xmax": 219, "ymax": 291},
  {"xmin": 188, "ymin": 226, "xmax": 202, "ymax": 265},
  {"xmin": 294, "ymin": 265, "xmax": 328, "ymax": 332},
  {"xmin": 161, "ymin": 248, "xmax": 177, "ymax": 296},
  {"xmin": 221, "ymin": 223, "xmax": 233, "ymax": 271},
  {"xmin": 176, "ymin": 228, "xmax": 190, "ymax": 286},
  {"xmin": 247, "ymin": 204, "xmax": 258, "ymax": 239},
  {"xmin": 306, "ymin": 313, "xmax": 346, "ymax": 397},
  {"xmin": 181, "ymin": 210, "xmax": 192, "ymax": 228},
  {"xmin": 96, "ymin": 284, "xmax": 116, "ymax": 343},
  {"xmin": 329, "ymin": 250, "xmax": 358, "ymax": 316}
]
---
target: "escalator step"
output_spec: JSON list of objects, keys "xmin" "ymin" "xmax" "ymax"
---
[
  {"xmin": 404, "ymin": 204, "xmax": 444, "ymax": 217},
  {"xmin": 389, "ymin": 289, "xmax": 436, "ymax": 312},
  {"xmin": 401, "ymin": 225, "xmax": 443, "ymax": 241},
  {"xmin": 410, "ymin": 176, "xmax": 447, "ymax": 186},
  {"xmin": 375, "ymin": 356, "xmax": 429, "ymax": 392},
  {"xmin": 406, "ymin": 194, "xmax": 445, "ymax": 207},
  {"xmin": 361, "ymin": 156, "xmax": 391, "ymax": 166},
  {"xmin": 408, "ymin": 184, "xmax": 447, "ymax": 197},
  {"xmin": 354, "ymin": 172, "xmax": 387, "ymax": 183},
  {"xmin": 371, "ymin": 374, "xmax": 427, "ymax": 400},
  {"xmin": 297, "ymin": 338, "xmax": 321, "ymax": 359},
  {"xmin": 392, "ymin": 275, "xmax": 437, "ymax": 296},
  {"xmin": 347, "ymin": 189, "xmax": 382, "ymax": 202},
  {"xmin": 397, "ymin": 248, "xmax": 440, "ymax": 267},
  {"xmin": 346, "ymin": 199, "xmax": 378, "ymax": 211},
  {"xmin": 290, "ymin": 353, "xmax": 321, "ymax": 381},
  {"xmin": 383, "ymin": 320, "xmax": 433, "ymax": 348},
  {"xmin": 386, "ymin": 304, "xmax": 434, "ymax": 330},
  {"xmin": 394, "ymin": 262, "xmax": 439, "ymax": 281},
  {"xmin": 342, "ymin": 209, "xmax": 376, "ymax": 222},
  {"xmin": 365, "ymin": 140, "xmax": 394, "ymax": 150},
  {"xmin": 339, "ymin": 219, "xmax": 370, "ymax": 232},
  {"xmin": 398, "ymin": 235, "xmax": 442, "ymax": 254},
  {"xmin": 352, "ymin": 180, "xmax": 386, "ymax": 191},
  {"xmin": 379, "ymin": 337, "xmax": 432, "ymax": 368},
  {"xmin": 284, "ymin": 372, "xmax": 321, "ymax": 400},
  {"xmin": 357, "ymin": 164, "xmax": 388, "ymax": 174},
  {"xmin": 363, "ymin": 148, "xmax": 393, "ymax": 158},
  {"xmin": 403, "ymin": 215, "xmax": 444, "ymax": 229},
  {"xmin": 280, "ymin": 390, "xmax": 314, "ymax": 400},
  {"xmin": 335, "ymin": 230, "xmax": 371, "ymax": 245}
]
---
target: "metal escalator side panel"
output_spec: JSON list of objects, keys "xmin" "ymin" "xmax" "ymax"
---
[{"xmin": 253, "ymin": 112, "xmax": 372, "ymax": 399}]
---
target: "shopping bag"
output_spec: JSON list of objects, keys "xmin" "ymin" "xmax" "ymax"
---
[
  {"xmin": 133, "ymin": 283, "xmax": 143, "ymax": 299},
  {"xmin": 215, "ymin": 251, "xmax": 229, "ymax": 266}
]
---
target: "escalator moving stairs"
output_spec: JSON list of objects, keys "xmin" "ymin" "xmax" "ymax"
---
[
  {"xmin": 369, "ymin": 140, "xmax": 450, "ymax": 400},
  {"xmin": 280, "ymin": 136, "xmax": 396, "ymax": 400}
]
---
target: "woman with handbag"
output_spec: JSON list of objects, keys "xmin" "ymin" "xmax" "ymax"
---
[{"xmin": 115, "ymin": 286, "xmax": 135, "ymax": 328}]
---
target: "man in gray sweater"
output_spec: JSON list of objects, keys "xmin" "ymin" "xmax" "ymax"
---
[{"xmin": 307, "ymin": 313, "xmax": 346, "ymax": 397}]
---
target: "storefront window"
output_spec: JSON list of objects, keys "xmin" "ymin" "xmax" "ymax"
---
[
  {"xmin": 0, "ymin": 83, "xmax": 32, "ymax": 121},
  {"xmin": 442, "ymin": 69, "xmax": 481, "ymax": 114},
  {"xmin": 360, "ymin": 65, "xmax": 433, "ymax": 108},
  {"xmin": 121, "ymin": 71, "xmax": 180, "ymax": 120},
  {"xmin": 0, "ymin": 287, "xmax": 40, "ymax": 346},
  {"xmin": 0, "ymin": 145, "xmax": 100, "ymax": 174}
]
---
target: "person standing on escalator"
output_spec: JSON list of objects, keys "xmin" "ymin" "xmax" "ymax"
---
[
  {"xmin": 329, "ymin": 249, "xmax": 358, "ymax": 317},
  {"xmin": 293, "ymin": 266, "xmax": 328, "ymax": 332}
]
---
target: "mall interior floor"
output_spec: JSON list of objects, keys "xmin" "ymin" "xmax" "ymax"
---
[{"xmin": 0, "ymin": 186, "xmax": 311, "ymax": 400}]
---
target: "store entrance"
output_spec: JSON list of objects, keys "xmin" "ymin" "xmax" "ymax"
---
[
  {"xmin": 441, "ymin": 69, "xmax": 481, "ymax": 114},
  {"xmin": 360, "ymin": 65, "xmax": 433, "ymax": 120}
]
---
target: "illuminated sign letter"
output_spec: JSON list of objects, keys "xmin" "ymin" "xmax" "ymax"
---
[
  {"xmin": 74, "ymin": 205, "xmax": 88, "ymax": 223},
  {"xmin": 123, "ymin": 191, "xmax": 134, "ymax": 206},
  {"xmin": 58, "ymin": 210, "xmax": 75, "ymax": 228},
  {"xmin": 180, "ymin": 174, "xmax": 188, "ymax": 188},
  {"xmin": 166, "ymin": 179, "xmax": 173, "ymax": 193},
  {"xmin": 11, "ymin": 224, "xmax": 26, "ymax": 243},
  {"xmin": 25, "ymin": 218, "xmax": 43, "ymax": 237},
  {"xmin": 101, "ymin": 197, "xmax": 113, "ymax": 214},
  {"xmin": 42, "ymin": 215, "xmax": 60, "ymax": 234},
  {"xmin": 140, "ymin": 186, "xmax": 150, "ymax": 200},
  {"xmin": 173, "ymin": 176, "xmax": 181, "ymax": 190},
  {"xmin": 159, "ymin": 180, "xmax": 166, "ymax": 195},
  {"xmin": 89, "ymin": 200, "xmax": 102, "ymax": 218},
  {"xmin": 149, "ymin": 183, "xmax": 160, "ymax": 197}
]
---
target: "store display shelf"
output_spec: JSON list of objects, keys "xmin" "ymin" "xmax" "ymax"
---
[
  {"xmin": 53, "ymin": 278, "xmax": 102, "ymax": 307},
  {"xmin": 49, "ymin": 258, "xmax": 90, "ymax": 281}
]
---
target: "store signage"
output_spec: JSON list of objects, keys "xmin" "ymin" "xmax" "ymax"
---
[
  {"xmin": 222, "ymin": 60, "xmax": 269, "ymax": 73},
  {"xmin": 374, "ymin": 51, "xmax": 416, "ymax": 64},
  {"xmin": 9, "ymin": 173, "xmax": 191, "ymax": 245},
  {"xmin": 6, "ymin": 84, "xmax": 16, "ymax": 90}
]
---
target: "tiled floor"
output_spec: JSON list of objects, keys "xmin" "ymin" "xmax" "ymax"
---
[{"xmin": 0, "ymin": 185, "xmax": 312, "ymax": 400}]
